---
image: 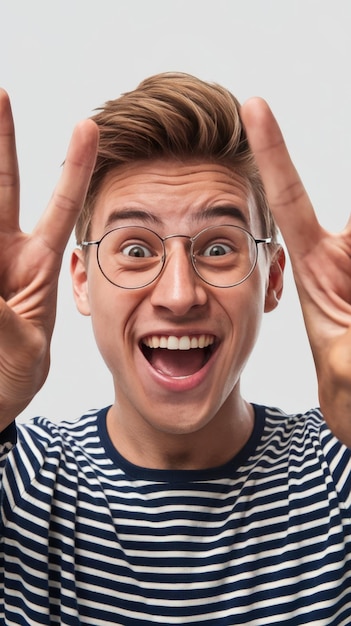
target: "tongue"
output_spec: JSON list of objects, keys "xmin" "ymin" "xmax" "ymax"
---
[{"xmin": 151, "ymin": 348, "xmax": 206, "ymax": 377}]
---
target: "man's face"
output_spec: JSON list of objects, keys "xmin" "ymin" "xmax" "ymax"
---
[{"xmin": 72, "ymin": 159, "xmax": 282, "ymax": 440}]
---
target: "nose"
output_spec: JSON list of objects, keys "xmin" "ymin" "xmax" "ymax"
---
[{"xmin": 150, "ymin": 239, "xmax": 208, "ymax": 315}]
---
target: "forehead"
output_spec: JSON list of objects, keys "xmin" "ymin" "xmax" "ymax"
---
[{"xmin": 90, "ymin": 159, "xmax": 260, "ymax": 234}]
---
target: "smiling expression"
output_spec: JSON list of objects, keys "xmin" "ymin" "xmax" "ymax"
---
[{"xmin": 71, "ymin": 159, "xmax": 283, "ymax": 467}]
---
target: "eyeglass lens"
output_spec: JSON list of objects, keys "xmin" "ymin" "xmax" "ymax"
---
[{"xmin": 96, "ymin": 225, "xmax": 258, "ymax": 289}]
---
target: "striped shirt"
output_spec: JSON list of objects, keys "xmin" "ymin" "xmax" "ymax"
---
[{"xmin": 1, "ymin": 404, "xmax": 351, "ymax": 625}]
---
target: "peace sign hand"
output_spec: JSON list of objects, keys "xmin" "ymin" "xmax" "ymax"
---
[
  {"xmin": 0, "ymin": 90, "xmax": 98, "ymax": 430},
  {"xmin": 241, "ymin": 98, "xmax": 351, "ymax": 445}
]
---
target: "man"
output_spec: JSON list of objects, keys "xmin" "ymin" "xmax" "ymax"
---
[{"xmin": 0, "ymin": 72, "xmax": 350, "ymax": 624}]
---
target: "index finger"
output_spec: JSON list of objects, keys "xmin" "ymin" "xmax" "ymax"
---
[
  {"xmin": 0, "ymin": 89, "xmax": 20, "ymax": 229},
  {"xmin": 240, "ymin": 97, "xmax": 322, "ymax": 251},
  {"xmin": 34, "ymin": 118, "xmax": 99, "ymax": 256}
]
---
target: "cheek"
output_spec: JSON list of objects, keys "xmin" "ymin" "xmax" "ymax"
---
[
  {"xmin": 225, "ymin": 271, "xmax": 267, "ymax": 324},
  {"xmin": 223, "ymin": 277, "xmax": 267, "ymax": 359},
  {"xmin": 86, "ymin": 277, "xmax": 141, "ymax": 366},
  {"xmin": 209, "ymin": 284, "xmax": 266, "ymax": 409}
]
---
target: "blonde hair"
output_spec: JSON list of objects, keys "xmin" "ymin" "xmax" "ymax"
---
[{"xmin": 76, "ymin": 72, "xmax": 277, "ymax": 244}]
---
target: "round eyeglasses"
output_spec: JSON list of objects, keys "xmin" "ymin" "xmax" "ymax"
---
[{"xmin": 80, "ymin": 224, "xmax": 272, "ymax": 289}]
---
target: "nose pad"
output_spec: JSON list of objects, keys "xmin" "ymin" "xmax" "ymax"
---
[{"xmin": 150, "ymin": 241, "xmax": 208, "ymax": 313}]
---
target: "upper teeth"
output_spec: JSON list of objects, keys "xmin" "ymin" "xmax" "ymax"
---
[{"xmin": 143, "ymin": 334, "xmax": 214, "ymax": 350}]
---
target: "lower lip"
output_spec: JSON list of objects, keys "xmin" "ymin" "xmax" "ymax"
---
[{"xmin": 141, "ymin": 348, "xmax": 218, "ymax": 393}]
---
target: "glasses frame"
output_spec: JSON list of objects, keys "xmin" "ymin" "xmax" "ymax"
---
[{"xmin": 80, "ymin": 224, "xmax": 272, "ymax": 289}]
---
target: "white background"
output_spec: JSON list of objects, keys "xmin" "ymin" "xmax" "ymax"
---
[{"xmin": 1, "ymin": 0, "xmax": 350, "ymax": 423}]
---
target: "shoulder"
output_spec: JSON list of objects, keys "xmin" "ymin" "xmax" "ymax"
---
[
  {"xmin": 258, "ymin": 404, "xmax": 328, "ymax": 440},
  {"xmin": 5, "ymin": 406, "xmax": 110, "ymax": 468},
  {"xmin": 19, "ymin": 407, "xmax": 101, "ymax": 440},
  {"xmin": 253, "ymin": 404, "xmax": 325, "ymax": 453},
  {"xmin": 257, "ymin": 404, "xmax": 346, "ymax": 454},
  {"xmin": 256, "ymin": 404, "xmax": 351, "ymax": 507},
  {"xmin": 0, "ymin": 407, "xmax": 111, "ymax": 507}
]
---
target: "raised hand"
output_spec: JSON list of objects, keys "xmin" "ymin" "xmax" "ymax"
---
[
  {"xmin": 241, "ymin": 98, "xmax": 351, "ymax": 445},
  {"xmin": 0, "ymin": 89, "xmax": 98, "ymax": 428}
]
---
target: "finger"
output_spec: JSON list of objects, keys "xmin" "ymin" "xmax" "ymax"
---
[
  {"xmin": 241, "ymin": 97, "xmax": 322, "ymax": 252},
  {"xmin": 34, "ymin": 118, "xmax": 99, "ymax": 256},
  {"xmin": 0, "ymin": 89, "xmax": 20, "ymax": 229}
]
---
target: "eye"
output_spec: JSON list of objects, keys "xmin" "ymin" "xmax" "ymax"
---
[
  {"xmin": 121, "ymin": 243, "xmax": 153, "ymax": 258},
  {"xmin": 201, "ymin": 242, "xmax": 233, "ymax": 257}
]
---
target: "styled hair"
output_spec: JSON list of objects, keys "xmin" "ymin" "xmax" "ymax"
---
[{"xmin": 75, "ymin": 72, "xmax": 277, "ymax": 244}]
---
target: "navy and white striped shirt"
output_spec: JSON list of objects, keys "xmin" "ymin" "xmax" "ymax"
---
[{"xmin": 1, "ymin": 404, "xmax": 351, "ymax": 624}]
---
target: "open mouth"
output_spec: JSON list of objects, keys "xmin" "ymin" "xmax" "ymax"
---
[{"xmin": 140, "ymin": 334, "xmax": 216, "ymax": 377}]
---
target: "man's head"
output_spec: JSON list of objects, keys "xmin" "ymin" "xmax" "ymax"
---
[
  {"xmin": 71, "ymin": 73, "xmax": 285, "ymax": 468},
  {"xmin": 75, "ymin": 72, "xmax": 277, "ymax": 245}
]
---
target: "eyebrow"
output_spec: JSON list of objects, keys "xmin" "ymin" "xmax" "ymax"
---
[
  {"xmin": 103, "ymin": 205, "xmax": 249, "ymax": 231},
  {"xmin": 192, "ymin": 205, "xmax": 249, "ymax": 227},
  {"xmin": 103, "ymin": 209, "xmax": 163, "ymax": 230}
]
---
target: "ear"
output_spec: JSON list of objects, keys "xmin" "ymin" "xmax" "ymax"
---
[
  {"xmin": 264, "ymin": 245, "xmax": 286, "ymax": 313},
  {"xmin": 70, "ymin": 248, "xmax": 91, "ymax": 316}
]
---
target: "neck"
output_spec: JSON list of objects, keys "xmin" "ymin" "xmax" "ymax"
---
[{"xmin": 106, "ymin": 396, "xmax": 254, "ymax": 471}]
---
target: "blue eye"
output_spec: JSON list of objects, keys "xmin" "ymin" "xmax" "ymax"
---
[
  {"xmin": 121, "ymin": 244, "xmax": 153, "ymax": 258},
  {"xmin": 202, "ymin": 242, "xmax": 233, "ymax": 257}
]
